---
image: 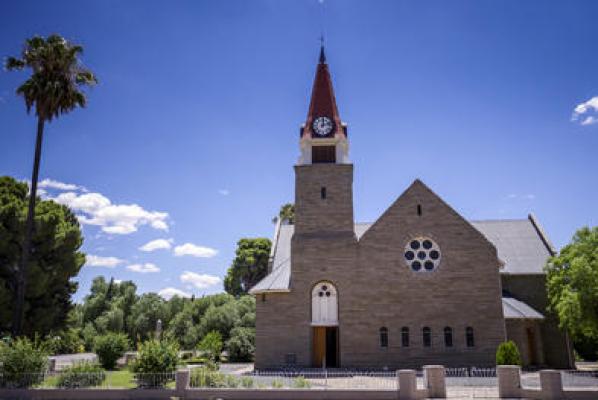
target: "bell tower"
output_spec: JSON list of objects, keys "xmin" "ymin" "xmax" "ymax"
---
[
  {"xmin": 294, "ymin": 46, "xmax": 354, "ymax": 236},
  {"xmin": 298, "ymin": 46, "xmax": 349, "ymax": 165}
]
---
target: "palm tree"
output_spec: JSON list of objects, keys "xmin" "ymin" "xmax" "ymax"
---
[{"xmin": 6, "ymin": 34, "xmax": 97, "ymax": 336}]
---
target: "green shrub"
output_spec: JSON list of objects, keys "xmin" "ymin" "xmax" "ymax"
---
[
  {"xmin": 190, "ymin": 367, "xmax": 229, "ymax": 388},
  {"xmin": 132, "ymin": 340, "xmax": 179, "ymax": 388},
  {"xmin": 94, "ymin": 333, "xmax": 129, "ymax": 370},
  {"xmin": 226, "ymin": 327, "xmax": 255, "ymax": 362},
  {"xmin": 132, "ymin": 339, "xmax": 179, "ymax": 373},
  {"xmin": 271, "ymin": 379, "xmax": 284, "ymax": 388},
  {"xmin": 496, "ymin": 340, "xmax": 522, "ymax": 366},
  {"xmin": 198, "ymin": 331, "xmax": 223, "ymax": 362},
  {"xmin": 0, "ymin": 337, "xmax": 48, "ymax": 388},
  {"xmin": 56, "ymin": 362, "xmax": 105, "ymax": 388},
  {"xmin": 240, "ymin": 376, "xmax": 254, "ymax": 388},
  {"xmin": 293, "ymin": 376, "xmax": 311, "ymax": 388},
  {"xmin": 43, "ymin": 330, "xmax": 85, "ymax": 355}
]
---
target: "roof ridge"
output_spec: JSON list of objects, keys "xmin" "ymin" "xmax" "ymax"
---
[{"xmin": 470, "ymin": 218, "xmax": 529, "ymax": 223}]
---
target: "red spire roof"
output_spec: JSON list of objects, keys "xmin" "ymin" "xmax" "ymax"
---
[{"xmin": 304, "ymin": 46, "xmax": 344, "ymax": 138}]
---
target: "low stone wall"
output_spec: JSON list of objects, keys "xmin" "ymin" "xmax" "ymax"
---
[
  {"xmin": 1, "ymin": 365, "xmax": 596, "ymax": 399},
  {"xmin": 498, "ymin": 365, "xmax": 598, "ymax": 399}
]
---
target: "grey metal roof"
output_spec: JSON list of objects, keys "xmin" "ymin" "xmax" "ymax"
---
[
  {"xmin": 250, "ymin": 215, "xmax": 554, "ymax": 293},
  {"xmin": 249, "ymin": 224, "xmax": 293, "ymax": 294},
  {"xmin": 471, "ymin": 217, "xmax": 553, "ymax": 275},
  {"xmin": 502, "ymin": 297, "xmax": 545, "ymax": 320}
]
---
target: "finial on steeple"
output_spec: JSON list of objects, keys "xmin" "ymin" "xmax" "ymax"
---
[{"xmin": 319, "ymin": 35, "xmax": 326, "ymax": 64}]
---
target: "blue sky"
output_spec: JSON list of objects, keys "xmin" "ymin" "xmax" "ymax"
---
[{"xmin": 1, "ymin": 1, "xmax": 597, "ymax": 301}]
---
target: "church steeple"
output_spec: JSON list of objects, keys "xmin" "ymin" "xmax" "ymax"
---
[
  {"xmin": 319, "ymin": 44, "xmax": 326, "ymax": 64},
  {"xmin": 299, "ymin": 46, "xmax": 349, "ymax": 165}
]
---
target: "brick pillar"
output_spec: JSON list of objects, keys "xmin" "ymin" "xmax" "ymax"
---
[
  {"xmin": 540, "ymin": 370, "xmax": 563, "ymax": 400},
  {"xmin": 176, "ymin": 369, "xmax": 190, "ymax": 397},
  {"xmin": 497, "ymin": 365, "xmax": 521, "ymax": 398},
  {"xmin": 424, "ymin": 365, "xmax": 446, "ymax": 398},
  {"xmin": 398, "ymin": 369, "xmax": 417, "ymax": 400}
]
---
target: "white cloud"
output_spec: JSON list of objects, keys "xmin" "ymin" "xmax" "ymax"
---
[
  {"xmin": 572, "ymin": 96, "xmax": 598, "ymax": 125},
  {"xmin": 86, "ymin": 254, "xmax": 125, "ymax": 268},
  {"xmin": 126, "ymin": 263, "xmax": 160, "ymax": 273},
  {"xmin": 505, "ymin": 193, "xmax": 535, "ymax": 200},
  {"xmin": 174, "ymin": 243, "xmax": 218, "ymax": 258},
  {"xmin": 139, "ymin": 238, "xmax": 173, "ymax": 252},
  {"xmin": 38, "ymin": 179, "xmax": 86, "ymax": 192},
  {"xmin": 52, "ymin": 191, "xmax": 169, "ymax": 235},
  {"xmin": 180, "ymin": 271, "xmax": 221, "ymax": 289},
  {"xmin": 158, "ymin": 287, "xmax": 191, "ymax": 300},
  {"xmin": 218, "ymin": 189, "xmax": 230, "ymax": 196}
]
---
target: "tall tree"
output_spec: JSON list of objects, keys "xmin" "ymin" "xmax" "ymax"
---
[
  {"xmin": 275, "ymin": 203, "xmax": 295, "ymax": 224},
  {"xmin": 546, "ymin": 226, "xmax": 598, "ymax": 341},
  {"xmin": 0, "ymin": 176, "xmax": 85, "ymax": 336},
  {"xmin": 6, "ymin": 34, "xmax": 97, "ymax": 335},
  {"xmin": 224, "ymin": 238, "xmax": 271, "ymax": 296}
]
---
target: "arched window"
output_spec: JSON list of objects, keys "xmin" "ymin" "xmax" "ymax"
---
[
  {"xmin": 423, "ymin": 327, "xmax": 431, "ymax": 347},
  {"xmin": 401, "ymin": 327, "xmax": 410, "ymax": 347},
  {"xmin": 311, "ymin": 282, "xmax": 338, "ymax": 325},
  {"xmin": 466, "ymin": 327, "xmax": 475, "ymax": 347},
  {"xmin": 379, "ymin": 327, "xmax": 388, "ymax": 348},
  {"xmin": 444, "ymin": 327, "xmax": 453, "ymax": 347}
]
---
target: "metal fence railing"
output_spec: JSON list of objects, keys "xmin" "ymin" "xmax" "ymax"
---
[
  {"xmin": 189, "ymin": 369, "xmax": 398, "ymax": 390},
  {"xmin": 444, "ymin": 367, "xmax": 498, "ymax": 399},
  {"xmin": 561, "ymin": 370, "xmax": 598, "ymax": 390},
  {"xmin": 0, "ymin": 371, "xmax": 176, "ymax": 389}
]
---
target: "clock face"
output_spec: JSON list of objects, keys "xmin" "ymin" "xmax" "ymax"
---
[{"xmin": 312, "ymin": 116, "xmax": 334, "ymax": 137}]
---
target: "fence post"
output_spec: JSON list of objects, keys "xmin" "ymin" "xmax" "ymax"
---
[
  {"xmin": 423, "ymin": 365, "xmax": 446, "ymax": 398},
  {"xmin": 398, "ymin": 369, "xmax": 417, "ymax": 400},
  {"xmin": 540, "ymin": 370, "xmax": 563, "ymax": 400},
  {"xmin": 497, "ymin": 365, "xmax": 521, "ymax": 398},
  {"xmin": 176, "ymin": 369, "xmax": 190, "ymax": 398}
]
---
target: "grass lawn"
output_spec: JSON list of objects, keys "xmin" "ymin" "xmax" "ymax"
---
[{"xmin": 40, "ymin": 369, "xmax": 175, "ymax": 389}]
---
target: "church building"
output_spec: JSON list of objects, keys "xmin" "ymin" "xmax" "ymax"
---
[{"xmin": 250, "ymin": 48, "xmax": 573, "ymax": 369}]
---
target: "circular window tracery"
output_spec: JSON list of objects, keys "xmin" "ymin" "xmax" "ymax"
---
[{"xmin": 404, "ymin": 237, "xmax": 441, "ymax": 272}]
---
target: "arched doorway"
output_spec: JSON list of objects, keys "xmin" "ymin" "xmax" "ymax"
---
[{"xmin": 311, "ymin": 281, "xmax": 339, "ymax": 368}]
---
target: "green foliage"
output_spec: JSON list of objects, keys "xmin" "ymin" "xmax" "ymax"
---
[
  {"xmin": 93, "ymin": 333, "xmax": 129, "ymax": 370},
  {"xmin": 132, "ymin": 339, "xmax": 179, "ymax": 374},
  {"xmin": 546, "ymin": 226, "xmax": 598, "ymax": 341},
  {"xmin": 42, "ymin": 329, "xmax": 85, "ymax": 355},
  {"xmin": 240, "ymin": 376, "xmax": 254, "ymax": 388},
  {"xmin": 226, "ymin": 327, "xmax": 255, "ymax": 362},
  {"xmin": 0, "ymin": 337, "xmax": 48, "ymax": 388},
  {"xmin": 5, "ymin": 34, "xmax": 97, "ymax": 120},
  {"xmin": 293, "ymin": 376, "xmax": 311, "ymax": 388},
  {"xmin": 56, "ymin": 362, "xmax": 105, "ymax": 388},
  {"xmin": 0, "ymin": 176, "xmax": 85, "ymax": 336},
  {"xmin": 190, "ymin": 367, "xmax": 244, "ymax": 388},
  {"xmin": 224, "ymin": 238, "xmax": 271, "ymax": 296},
  {"xmin": 198, "ymin": 331, "xmax": 223, "ymax": 361},
  {"xmin": 496, "ymin": 340, "xmax": 522, "ymax": 366},
  {"xmin": 200, "ymin": 301, "xmax": 241, "ymax": 340},
  {"xmin": 127, "ymin": 293, "xmax": 169, "ymax": 342},
  {"xmin": 65, "ymin": 276, "xmax": 256, "ymax": 359},
  {"xmin": 276, "ymin": 203, "xmax": 295, "ymax": 224},
  {"xmin": 271, "ymin": 379, "xmax": 284, "ymax": 388}
]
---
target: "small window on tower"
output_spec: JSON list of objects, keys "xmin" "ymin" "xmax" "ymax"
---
[
  {"xmin": 312, "ymin": 146, "xmax": 336, "ymax": 163},
  {"xmin": 417, "ymin": 204, "xmax": 422, "ymax": 216},
  {"xmin": 321, "ymin": 187, "xmax": 327, "ymax": 199}
]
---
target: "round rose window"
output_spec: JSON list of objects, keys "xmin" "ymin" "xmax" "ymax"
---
[{"xmin": 404, "ymin": 237, "xmax": 441, "ymax": 272}]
